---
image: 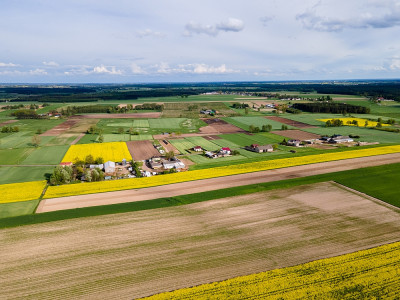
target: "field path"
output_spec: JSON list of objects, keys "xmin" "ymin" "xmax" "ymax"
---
[{"xmin": 38, "ymin": 152, "xmax": 400, "ymax": 212}]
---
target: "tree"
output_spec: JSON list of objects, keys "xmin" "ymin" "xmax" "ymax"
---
[
  {"xmin": 98, "ymin": 134, "xmax": 104, "ymax": 143},
  {"xmin": 245, "ymin": 107, "xmax": 249, "ymax": 115},
  {"xmin": 118, "ymin": 127, "xmax": 124, "ymax": 134},
  {"xmin": 85, "ymin": 154, "xmax": 95, "ymax": 165},
  {"xmin": 84, "ymin": 169, "xmax": 92, "ymax": 182},
  {"xmin": 165, "ymin": 150, "xmax": 175, "ymax": 160},
  {"xmin": 376, "ymin": 122, "xmax": 382, "ymax": 128},
  {"xmin": 232, "ymin": 150, "xmax": 240, "ymax": 155},
  {"xmin": 32, "ymin": 134, "xmax": 41, "ymax": 147},
  {"xmin": 95, "ymin": 157, "xmax": 104, "ymax": 164},
  {"xmin": 281, "ymin": 124, "xmax": 288, "ymax": 130},
  {"xmin": 364, "ymin": 120, "xmax": 369, "ymax": 127}
]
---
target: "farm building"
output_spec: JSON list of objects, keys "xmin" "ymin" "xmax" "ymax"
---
[
  {"xmin": 89, "ymin": 164, "xmax": 104, "ymax": 169},
  {"xmin": 162, "ymin": 158, "xmax": 185, "ymax": 169},
  {"xmin": 193, "ymin": 146, "xmax": 202, "ymax": 152},
  {"xmin": 246, "ymin": 144, "xmax": 273, "ymax": 153},
  {"xmin": 104, "ymin": 161, "xmax": 116, "ymax": 173},
  {"xmin": 287, "ymin": 139, "xmax": 301, "ymax": 147},
  {"xmin": 205, "ymin": 151, "xmax": 217, "ymax": 158},
  {"xmin": 59, "ymin": 162, "xmax": 73, "ymax": 167},
  {"xmin": 149, "ymin": 157, "xmax": 163, "ymax": 169},
  {"xmin": 220, "ymin": 147, "xmax": 231, "ymax": 155},
  {"xmin": 329, "ymin": 135, "xmax": 354, "ymax": 144}
]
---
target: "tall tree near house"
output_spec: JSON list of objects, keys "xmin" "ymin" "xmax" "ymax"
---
[{"xmin": 165, "ymin": 150, "xmax": 175, "ymax": 160}]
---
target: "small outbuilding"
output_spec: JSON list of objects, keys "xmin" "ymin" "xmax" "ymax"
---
[
  {"xmin": 104, "ymin": 161, "xmax": 116, "ymax": 173},
  {"xmin": 246, "ymin": 144, "xmax": 274, "ymax": 153},
  {"xmin": 287, "ymin": 139, "xmax": 301, "ymax": 147},
  {"xmin": 193, "ymin": 146, "xmax": 202, "ymax": 152}
]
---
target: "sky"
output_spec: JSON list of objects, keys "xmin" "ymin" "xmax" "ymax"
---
[{"xmin": 0, "ymin": 0, "xmax": 400, "ymax": 83}]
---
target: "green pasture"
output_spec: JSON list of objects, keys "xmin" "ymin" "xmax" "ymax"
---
[
  {"xmin": 183, "ymin": 136, "xmax": 220, "ymax": 151},
  {"xmin": 101, "ymin": 119, "xmax": 150, "ymax": 128},
  {"xmin": 21, "ymin": 145, "xmax": 69, "ymax": 165},
  {"xmin": 36, "ymin": 104, "xmax": 64, "ymax": 114},
  {"xmin": 12, "ymin": 119, "xmax": 64, "ymax": 134},
  {"xmin": 45, "ymin": 135, "xmax": 80, "ymax": 146},
  {"xmin": 0, "ymin": 148, "xmax": 34, "ymax": 164},
  {"xmin": 219, "ymin": 133, "xmax": 281, "ymax": 147},
  {"xmin": 76, "ymin": 134, "xmax": 98, "ymax": 144},
  {"xmin": 0, "ymin": 200, "xmax": 39, "ymax": 219},
  {"xmin": 207, "ymin": 138, "xmax": 240, "ymax": 149},
  {"xmin": 0, "ymin": 166, "xmax": 52, "ymax": 184},
  {"xmin": 0, "ymin": 132, "xmax": 34, "ymax": 149},
  {"xmin": 224, "ymin": 116, "xmax": 291, "ymax": 131},
  {"xmin": 187, "ymin": 153, "xmax": 247, "ymax": 165},
  {"xmin": 98, "ymin": 133, "xmax": 153, "ymax": 143},
  {"xmin": 304, "ymin": 126, "xmax": 400, "ymax": 144}
]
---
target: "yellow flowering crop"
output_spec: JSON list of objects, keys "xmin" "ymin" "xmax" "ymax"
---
[
  {"xmin": 0, "ymin": 180, "xmax": 47, "ymax": 204},
  {"xmin": 61, "ymin": 142, "xmax": 132, "ymax": 163},
  {"xmin": 141, "ymin": 242, "xmax": 400, "ymax": 299},
  {"xmin": 44, "ymin": 145, "xmax": 400, "ymax": 199},
  {"xmin": 319, "ymin": 117, "xmax": 389, "ymax": 127}
]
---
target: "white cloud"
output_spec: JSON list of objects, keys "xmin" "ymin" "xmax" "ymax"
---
[
  {"xmin": 260, "ymin": 16, "xmax": 274, "ymax": 26},
  {"xmin": 136, "ymin": 29, "xmax": 166, "ymax": 38},
  {"xmin": 390, "ymin": 58, "xmax": 400, "ymax": 70},
  {"xmin": 184, "ymin": 18, "xmax": 244, "ymax": 36},
  {"xmin": 131, "ymin": 63, "xmax": 146, "ymax": 74},
  {"xmin": 29, "ymin": 68, "xmax": 48, "ymax": 75},
  {"xmin": 93, "ymin": 65, "xmax": 122, "ymax": 75},
  {"xmin": 193, "ymin": 64, "xmax": 232, "ymax": 74},
  {"xmin": 42, "ymin": 61, "xmax": 59, "ymax": 67},
  {"xmin": 216, "ymin": 18, "xmax": 244, "ymax": 32},
  {"xmin": 297, "ymin": 1, "xmax": 400, "ymax": 32},
  {"xmin": 0, "ymin": 62, "xmax": 18, "ymax": 67}
]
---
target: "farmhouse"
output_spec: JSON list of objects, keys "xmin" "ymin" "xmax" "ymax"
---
[
  {"xmin": 104, "ymin": 161, "xmax": 116, "ymax": 173},
  {"xmin": 59, "ymin": 162, "xmax": 73, "ymax": 167},
  {"xmin": 287, "ymin": 139, "xmax": 301, "ymax": 147},
  {"xmin": 193, "ymin": 146, "xmax": 202, "ymax": 152},
  {"xmin": 220, "ymin": 147, "xmax": 231, "ymax": 155},
  {"xmin": 245, "ymin": 144, "xmax": 273, "ymax": 153},
  {"xmin": 149, "ymin": 157, "xmax": 163, "ymax": 169},
  {"xmin": 329, "ymin": 135, "xmax": 354, "ymax": 144},
  {"xmin": 89, "ymin": 164, "xmax": 104, "ymax": 169}
]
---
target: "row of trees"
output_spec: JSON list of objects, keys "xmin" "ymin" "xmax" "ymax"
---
[
  {"xmin": 1, "ymin": 126, "xmax": 19, "ymax": 133},
  {"xmin": 49, "ymin": 165, "xmax": 105, "ymax": 185},
  {"xmin": 11, "ymin": 109, "xmax": 41, "ymax": 119},
  {"xmin": 248, "ymin": 124, "xmax": 273, "ymax": 133}
]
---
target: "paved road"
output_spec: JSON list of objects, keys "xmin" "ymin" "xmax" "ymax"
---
[{"xmin": 37, "ymin": 153, "xmax": 400, "ymax": 213}]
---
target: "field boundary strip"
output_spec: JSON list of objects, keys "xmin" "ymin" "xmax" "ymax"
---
[
  {"xmin": 140, "ymin": 241, "xmax": 400, "ymax": 299},
  {"xmin": 43, "ymin": 145, "xmax": 400, "ymax": 199}
]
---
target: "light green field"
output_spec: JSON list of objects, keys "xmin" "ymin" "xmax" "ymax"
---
[
  {"xmin": 183, "ymin": 136, "xmax": 220, "ymax": 151},
  {"xmin": 99, "ymin": 134, "xmax": 153, "ymax": 143},
  {"xmin": 149, "ymin": 118, "xmax": 189, "ymax": 129},
  {"xmin": 208, "ymin": 138, "xmax": 240, "ymax": 149},
  {"xmin": 21, "ymin": 145, "xmax": 69, "ymax": 165},
  {"xmin": 0, "ymin": 132, "xmax": 34, "ymax": 149},
  {"xmin": 0, "ymin": 200, "xmax": 39, "ymax": 219},
  {"xmin": 219, "ymin": 133, "xmax": 281, "ymax": 147},
  {"xmin": 224, "ymin": 116, "xmax": 291, "ymax": 131},
  {"xmin": 0, "ymin": 148, "xmax": 34, "ymax": 164},
  {"xmin": 0, "ymin": 166, "xmax": 52, "ymax": 184},
  {"xmin": 105, "ymin": 120, "xmax": 150, "ymax": 127},
  {"xmin": 187, "ymin": 153, "xmax": 248, "ymax": 164},
  {"xmin": 169, "ymin": 139, "xmax": 197, "ymax": 154}
]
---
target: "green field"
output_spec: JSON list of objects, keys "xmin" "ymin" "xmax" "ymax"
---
[
  {"xmin": 0, "ymin": 166, "xmax": 52, "ymax": 184},
  {"xmin": 207, "ymin": 138, "xmax": 240, "ymax": 149},
  {"xmin": 183, "ymin": 136, "xmax": 220, "ymax": 151},
  {"xmin": 169, "ymin": 139, "xmax": 197, "ymax": 153},
  {"xmin": 187, "ymin": 153, "xmax": 248, "ymax": 165},
  {"xmin": 21, "ymin": 145, "xmax": 69, "ymax": 165},
  {"xmin": 0, "ymin": 148, "xmax": 34, "ymax": 164},
  {"xmin": 0, "ymin": 200, "xmax": 39, "ymax": 219},
  {"xmin": 224, "ymin": 116, "xmax": 291, "ymax": 131},
  {"xmin": 219, "ymin": 133, "xmax": 282, "ymax": 147}
]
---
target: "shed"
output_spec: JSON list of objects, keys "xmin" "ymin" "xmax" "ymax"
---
[{"xmin": 104, "ymin": 161, "xmax": 116, "ymax": 173}]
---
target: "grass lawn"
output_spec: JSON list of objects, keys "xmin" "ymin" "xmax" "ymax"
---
[
  {"xmin": 208, "ymin": 138, "xmax": 240, "ymax": 149},
  {"xmin": 0, "ymin": 166, "xmax": 52, "ymax": 184},
  {"xmin": 187, "ymin": 154, "xmax": 247, "ymax": 165},
  {"xmin": 21, "ymin": 145, "xmax": 69, "ymax": 165},
  {"xmin": 0, "ymin": 132, "xmax": 33, "ymax": 149},
  {"xmin": 0, "ymin": 148, "xmax": 34, "ymax": 164},
  {"xmin": 0, "ymin": 200, "xmax": 39, "ymax": 219},
  {"xmin": 169, "ymin": 139, "xmax": 197, "ymax": 154},
  {"xmin": 224, "ymin": 116, "xmax": 292, "ymax": 131},
  {"xmin": 219, "ymin": 133, "xmax": 281, "ymax": 147}
]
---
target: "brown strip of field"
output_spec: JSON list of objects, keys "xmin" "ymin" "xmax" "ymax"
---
[
  {"xmin": 2, "ymin": 182, "xmax": 399, "ymax": 299},
  {"xmin": 266, "ymin": 116, "xmax": 317, "ymax": 128},
  {"xmin": 37, "ymin": 153, "xmax": 400, "ymax": 212},
  {"xmin": 203, "ymin": 135, "xmax": 222, "ymax": 140},
  {"xmin": 159, "ymin": 139, "xmax": 180, "ymax": 155},
  {"xmin": 126, "ymin": 140, "xmax": 160, "ymax": 161},
  {"xmin": 40, "ymin": 120, "xmax": 79, "ymax": 136},
  {"xmin": 271, "ymin": 129, "xmax": 321, "ymax": 140},
  {"xmin": 70, "ymin": 133, "xmax": 86, "ymax": 145},
  {"xmin": 70, "ymin": 112, "xmax": 161, "ymax": 119},
  {"xmin": 0, "ymin": 120, "xmax": 17, "ymax": 126},
  {"xmin": 200, "ymin": 118, "xmax": 246, "ymax": 134}
]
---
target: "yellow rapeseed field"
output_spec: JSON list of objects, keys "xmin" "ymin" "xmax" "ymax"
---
[
  {"xmin": 44, "ymin": 145, "xmax": 400, "ymax": 199},
  {"xmin": 61, "ymin": 142, "xmax": 132, "ymax": 163},
  {"xmin": 142, "ymin": 242, "xmax": 400, "ymax": 299},
  {"xmin": 0, "ymin": 180, "xmax": 47, "ymax": 204},
  {"xmin": 318, "ymin": 117, "xmax": 389, "ymax": 127}
]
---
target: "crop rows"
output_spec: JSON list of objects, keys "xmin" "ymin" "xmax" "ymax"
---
[
  {"xmin": 142, "ymin": 242, "xmax": 400, "ymax": 299},
  {"xmin": 44, "ymin": 145, "xmax": 400, "ymax": 199}
]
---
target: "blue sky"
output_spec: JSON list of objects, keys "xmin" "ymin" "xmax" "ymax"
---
[{"xmin": 0, "ymin": 0, "xmax": 400, "ymax": 83}]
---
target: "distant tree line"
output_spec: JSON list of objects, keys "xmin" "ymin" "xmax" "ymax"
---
[
  {"xmin": 134, "ymin": 103, "xmax": 164, "ymax": 110},
  {"xmin": 231, "ymin": 103, "xmax": 249, "ymax": 109},
  {"xmin": 292, "ymin": 103, "xmax": 370, "ymax": 114},
  {"xmin": 60, "ymin": 105, "xmax": 118, "ymax": 115},
  {"xmin": 11, "ymin": 109, "xmax": 41, "ymax": 119}
]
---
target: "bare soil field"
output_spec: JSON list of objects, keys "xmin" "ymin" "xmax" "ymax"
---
[
  {"xmin": 38, "ymin": 153, "xmax": 400, "ymax": 212},
  {"xmin": 271, "ymin": 129, "xmax": 321, "ymax": 140},
  {"xmin": 266, "ymin": 116, "xmax": 317, "ymax": 128},
  {"xmin": 0, "ymin": 120, "xmax": 17, "ymax": 126},
  {"xmin": 2, "ymin": 182, "xmax": 400, "ymax": 299},
  {"xmin": 200, "ymin": 118, "xmax": 246, "ymax": 134},
  {"xmin": 40, "ymin": 120, "xmax": 79, "ymax": 136},
  {"xmin": 159, "ymin": 139, "xmax": 180, "ymax": 155},
  {"xmin": 203, "ymin": 135, "xmax": 222, "ymax": 140},
  {"xmin": 126, "ymin": 140, "xmax": 160, "ymax": 161},
  {"xmin": 71, "ymin": 112, "xmax": 161, "ymax": 119}
]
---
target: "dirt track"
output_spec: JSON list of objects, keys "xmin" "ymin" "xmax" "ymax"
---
[
  {"xmin": 266, "ymin": 116, "xmax": 317, "ymax": 128},
  {"xmin": 38, "ymin": 153, "xmax": 400, "ymax": 213}
]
